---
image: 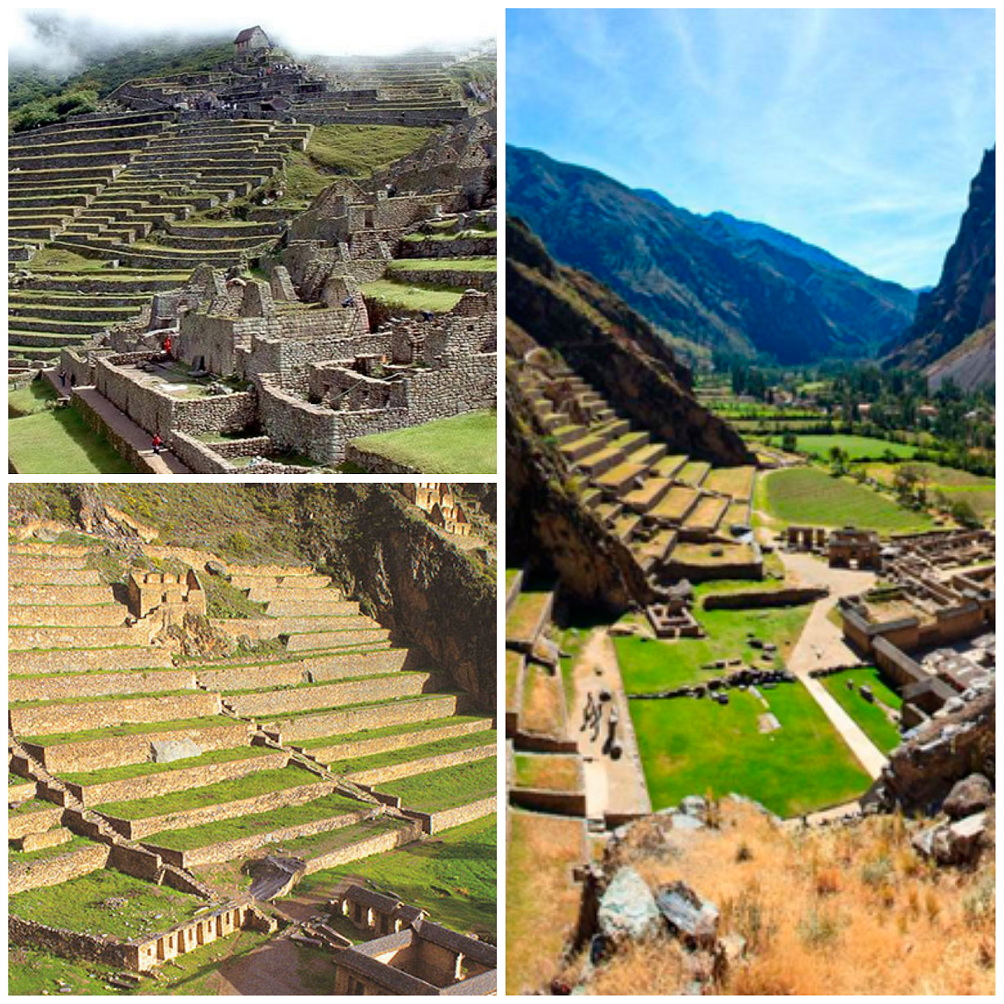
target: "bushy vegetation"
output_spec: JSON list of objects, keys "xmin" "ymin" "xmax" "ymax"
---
[{"xmin": 10, "ymin": 88, "xmax": 98, "ymax": 132}]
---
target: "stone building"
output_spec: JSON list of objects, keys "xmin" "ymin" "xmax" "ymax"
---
[
  {"xmin": 331, "ymin": 917, "xmax": 496, "ymax": 995},
  {"xmin": 828, "ymin": 527, "xmax": 881, "ymax": 569},
  {"xmin": 401, "ymin": 483, "xmax": 473, "ymax": 536},
  {"xmin": 331, "ymin": 885, "xmax": 427, "ymax": 937},
  {"xmin": 126, "ymin": 568, "xmax": 205, "ymax": 622},
  {"xmin": 234, "ymin": 26, "xmax": 271, "ymax": 55}
]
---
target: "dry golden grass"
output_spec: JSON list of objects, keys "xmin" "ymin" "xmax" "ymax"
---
[
  {"xmin": 520, "ymin": 662, "xmax": 565, "ymax": 736},
  {"xmin": 574, "ymin": 801, "xmax": 995, "ymax": 995}
]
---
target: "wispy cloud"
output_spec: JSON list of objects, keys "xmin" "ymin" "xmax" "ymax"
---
[{"xmin": 507, "ymin": 8, "xmax": 993, "ymax": 286}]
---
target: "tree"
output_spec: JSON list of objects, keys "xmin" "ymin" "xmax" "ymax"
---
[{"xmin": 781, "ymin": 432, "xmax": 798, "ymax": 453}]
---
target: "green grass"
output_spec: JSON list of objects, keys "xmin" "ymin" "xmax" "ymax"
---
[
  {"xmin": 306, "ymin": 124, "xmax": 435, "ymax": 175},
  {"xmin": 505, "ymin": 589, "xmax": 552, "ymax": 644},
  {"xmin": 359, "ymin": 278, "xmax": 466, "ymax": 312},
  {"xmin": 376, "ymin": 757, "xmax": 497, "ymax": 813},
  {"xmin": 20, "ymin": 714, "xmax": 239, "ymax": 747},
  {"xmin": 95, "ymin": 765, "xmax": 326, "ymax": 820},
  {"xmin": 59, "ymin": 745, "xmax": 273, "ymax": 787},
  {"xmin": 9, "ymin": 798, "xmax": 55, "ymax": 816},
  {"xmin": 9, "ymin": 406, "xmax": 139, "ymax": 475},
  {"xmin": 820, "ymin": 667, "xmax": 904, "ymax": 754},
  {"xmin": 759, "ymin": 467, "xmax": 935, "ymax": 532},
  {"xmin": 614, "ymin": 605, "xmax": 812, "ymax": 693},
  {"xmin": 773, "ymin": 434, "xmax": 918, "ymax": 461},
  {"xmin": 9, "ymin": 834, "xmax": 95, "ymax": 863},
  {"xmin": 296, "ymin": 715, "xmax": 484, "ymax": 750},
  {"xmin": 514, "ymin": 754, "xmax": 580, "ymax": 791},
  {"xmin": 9, "ymin": 947, "xmax": 121, "ymax": 996},
  {"xmin": 631, "ymin": 682, "xmax": 872, "ymax": 817},
  {"xmin": 298, "ymin": 812, "xmax": 496, "ymax": 935},
  {"xmin": 9, "ymin": 379, "xmax": 59, "ymax": 418},
  {"xmin": 144, "ymin": 791, "xmax": 365, "ymax": 851},
  {"xmin": 329, "ymin": 729, "xmax": 496, "ymax": 775},
  {"xmin": 386, "ymin": 257, "xmax": 497, "ymax": 272},
  {"xmin": 9, "ymin": 866, "xmax": 202, "ymax": 939},
  {"xmin": 349, "ymin": 409, "xmax": 496, "ymax": 475}
]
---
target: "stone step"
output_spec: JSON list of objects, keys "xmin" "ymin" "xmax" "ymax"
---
[
  {"xmin": 9, "ymin": 667, "xmax": 196, "ymax": 702},
  {"xmin": 285, "ymin": 628, "xmax": 391, "ymax": 652}
]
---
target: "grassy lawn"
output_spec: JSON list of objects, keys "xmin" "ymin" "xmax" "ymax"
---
[
  {"xmin": 375, "ymin": 757, "xmax": 496, "ymax": 813},
  {"xmin": 298, "ymin": 812, "xmax": 496, "ymax": 936},
  {"xmin": 295, "ymin": 715, "xmax": 484, "ymax": 751},
  {"xmin": 9, "ymin": 406, "xmax": 139, "ymax": 475},
  {"xmin": 144, "ymin": 791, "xmax": 365, "ymax": 851},
  {"xmin": 630, "ymin": 682, "xmax": 871, "ymax": 817},
  {"xmin": 349, "ymin": 409, "xmax": 496, "ymax": 475},
  {"xmin": 759, "ymin": 467, "xmax": 935, "ymax": 532},
  {"xmin": 95, "ymin": 765, "xmax": 326, "ymax": 819},
  {"xmin": 10, "ymin": 867, "xmax": 201, "ymax": 939},
  {"xmin": 306, "ymin": 124, "xmax": 434, "ymax": 175},
  {"xmin": 359, "ymin": 278, "xmax": 466, "ymax": 312},
  {"xmin": 9, "ymin": 379, "xmax": 59, "ymax": 418},
  {"xmin": 513, "ymin": 754, "xmax": 581, "ymax": 791},
  {"xmin": 20, "ymin": 714, "xmax": 239, "ymax": 747},
  {"xmin": 386, "ymin": 257, "xmax": 496, "ymax": 272},
  {"xmin": 774, "ymin": 434, "xmax": 918, "ymax": 461},
  {"xmin": 58, "ymin": 745, "xmax": 272, "ymax": 787},
  {"xmin": 507, "ymin": 811, "xmax": 584, "ymax": 994},
  {"xmin": 614, "ymin": 605, "xmax": 812, "ymax": 694},
  {"xmin": 328, "ymin": 729, "xmax": 496, "ymax": 775},
  {"xmin": 821, "ymin": 667, "xmax": 904, "ymax": 753},
  {"xmin": 9, "ymin": 834, "xmax": 94, "ymax": 863}
]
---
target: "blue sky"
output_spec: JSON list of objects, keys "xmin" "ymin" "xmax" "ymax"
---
[{"xmin": 506, "ymin": 8, "xmax": 994, "ymax": 287}]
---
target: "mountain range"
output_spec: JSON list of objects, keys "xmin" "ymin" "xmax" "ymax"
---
[{"xmin": 507, "ymin": 145, "xmax": 918, "ymax": 365}]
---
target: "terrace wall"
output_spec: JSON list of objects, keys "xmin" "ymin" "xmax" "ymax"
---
[
  {"xmin": 702, "ymin": 586, "xmax": 828, "ymax": 610},
  {"xmin": 508, "ymin": 788, "xmax": 586, "ymax": 817},
  {"xmin": 347, "ymin": 742, "xmax": 494, "ymax": 786},
  {"xmin": 404, "ymin": 795, "xmax": 497, "ymax": 835},
  {"xmin": 8, "ymin": 916, "xmax": 131, "ymax": 970},
  {"xmin": 302, "ymin": 819, "xmax": 423, "ymax": 875},
  {"xmin": 226, "ymin": 673, "xmax": 428, "ymax": 717},
  {"xmin": 10, "ymin": 670, "xmax": 195, "ymax": 704},
  {"xmin": 9, "ymin": 647, "xmax": 175, "ymax": 675},
  {"xmin": 8, "ymin": 842, "xmax": 111, "ymax": 895}
]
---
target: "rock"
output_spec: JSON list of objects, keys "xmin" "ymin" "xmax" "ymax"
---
[
  {"xmin": 942, "ymin": 774, "xmax": 992, "ymax": 819},
  {"xmin": 150, "ymin": 738, "xmax": 203, "ymax": 763},
  {"xmin": 912, "ymin": 812, "xmax": 987, "ymax": 865},
  {"xmin": 204, "ymin": 559, "xmax": 228, "ymax": 577},
  {"xmin": 720, "ymin": 933, "xmax": 747, "ymax": 964},
  {"xmin": 669, "ymin": 812, "xmax": 705, "ymax": 833},
  {"xmin": 655, "ymin": 881, "xmax": 719, "ymax": 949},
  {"xmin": 679, "ymin": 795, "xmax": 708, "ymax": 820},
  {"xmin": 598, "ymin": 867, "xmax": 662, "ymax": 941},
  {"xmin": 530, "ymin": 635, "xmax": 561, "ymax": 667}
]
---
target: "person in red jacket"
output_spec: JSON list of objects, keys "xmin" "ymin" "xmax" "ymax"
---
[
  {"xmin": 151, "ymin": 434, "xmax": 163, "ymax": 455},
  {"xmin": 163, "ymin": 334, "xmax": 172, "ymax": 356}
]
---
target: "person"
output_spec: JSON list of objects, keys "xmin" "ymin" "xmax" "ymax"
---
[
  {"xmin": 163, "ymin": 334, "xmax": 173, "ymax": 355},
  {"xmin": 341, "ymin": 296, "xmax": 355, "ymax": 308},
  {"xmin": 70, "ymin": 373, "xmax": 77, "ymax": 388},
  {"xmin": 580, "ymin": 691, "xmax": 595, "ymax": 732},
  {"xmin": 151, "ymin": 434, "xmax": 163, "ymax": 455},
  {"xmin": 58, "ymin": 370, "xmax": 67, "ymax": 388},
  {"xmin": 421, "ymin": 310, "xmax": 433, "ymax": 323}
]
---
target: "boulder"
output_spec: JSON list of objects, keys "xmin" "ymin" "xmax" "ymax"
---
[
  {"xmin": 150, "ymin": 738, "xmax": 203, "ymax": 763},
  {"xmin": 912, "ymin": 812, "xmax": 987, "ymax": 866},
  {"xmin": 655, "ymin": 881, "xmax": 719, "ymax": 949},
  {"xmin": 679, "ymin": 795, "xmax": 708, "ymax": 821},
  {"xmin": 942, "ymin": 774, "xmax": 993, "ymax": 820},
  {"xmin": 597, "ymin": 866, "xmax": 661, "ymax": 941}
]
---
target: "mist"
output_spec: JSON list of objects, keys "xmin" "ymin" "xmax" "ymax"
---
[{"xmin": 8, "ymin": 7, "xmax": 496, "ymax": 77}]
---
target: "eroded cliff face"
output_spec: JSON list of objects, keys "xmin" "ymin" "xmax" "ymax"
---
[
  {"xmin": 885, "ymin": 148, "xmax": 996, "ymax": 376},
  {"xmin": 506, "ymin": 217, "xmax": 752, "ymax": 466},
  {"xmin": 506, "ymin": 372, "xmax": 656, "ymax": 613}
]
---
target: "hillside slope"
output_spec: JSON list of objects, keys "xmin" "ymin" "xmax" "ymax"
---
[
  {"xmin": 884, "ymin": 149, "xmax": 995, "ymax": 386},
  {"xmin": 508, "ymin": 146, "xmax": 914, "ymax": 363}
]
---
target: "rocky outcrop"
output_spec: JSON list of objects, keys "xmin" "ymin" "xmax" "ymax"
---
[
  {"xmin": 506, "ymin": 217, "xmax": 752, "ymax": 466},
  {"xmin": 866, "ymin": 689, "xmax": 994, "ymax": 814},
  {"xmin": 884, "ymin": 148, "xmax": 995, "ymax": 380}
]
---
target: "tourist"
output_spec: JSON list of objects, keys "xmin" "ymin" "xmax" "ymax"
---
[
  {"xmin": 151, "ymin": 434, "xmax": 163, "ymax": 455},
  {"xmin": 58, "ymin": 370, "xmax": 67, "ymax": 388},
  {"xmin": 163, "ymin": 334, "xmax": 173, "ymax": 356},
  {"xmin": 581, "ymin": 691, "xmax": 595, "ymax": 732}
]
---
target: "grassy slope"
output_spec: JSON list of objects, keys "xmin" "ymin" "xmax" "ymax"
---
[
  {"xmin": 759, "ymin": 467, "xmax": 935, "ymax": 532},
  {"xmin": 349, "ymin": 410, "xmax": 497, "ymax": 475},
  {"xmin": 772, "ymin": 434, "xmax": 918, "ymax": 461},
  {"xmin": 300, "ymin": 812, "xmax": 496, "ymax": 935},
  {"xmin": 631, "ymin": 682, "xmax": 871, "ymax": 816},
  {"xmin": 821, "ymin": 667, "xmax": 904, "ymax": 753},
  {"xmin": 9, "ymin": 407, "xmax": 138, "ymax": 475},
  {"xmin": 9, "ymin": 379, "xmax": 59, "ymax": 418},
  {"xmin": 375, "ymin": 757, "xmax": 496, "ymax": 813}
]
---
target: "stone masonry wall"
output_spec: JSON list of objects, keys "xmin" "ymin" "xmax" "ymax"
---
[
  {"xmin": 9, "ymin": 805, "xmax": 64, "ymax": 840},
  {"xmin": 276, "ymin": 694, "xmax": 457, "ymax": 743},
  {"xmin": 347, "ymin": 742, "xmax": 494, "ymax": 786},
  {"xmin": 9, "ymin": 669, "xmax": 195, "ymax": 703},
  {"xmin": 69, "ymin": 750, "xmax": 290, "ymax": 806},
  {"xmin": 301, "ymin": 818, "xmax": 422, "ymax": 875},
  {"xmin": 226, "ymin": 673, "xmax": 428, "ymax": 717},
  {"xmin": 308, "ymin": 718, "xmax": 489, "ymax": 762},
  {"xmin": 8, "ymin": 916, "xmax": 131, "ymax": 970},
  {"xmin": 9, "ymin": 842, "xmax": 111, "ymax": 895},
  {"xmin": 9, "ymin": 647, "xmax": 175, "ymax": 675},
  {"xmin": 408, "ymin": 795, "xmax": 497, "ymax": 835}
]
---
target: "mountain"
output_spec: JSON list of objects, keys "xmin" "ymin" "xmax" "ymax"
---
[
  {"xmin": 507, "ymin": 145, "xmax": 916, "ymax": 364},
  {"xmin": 884, "ymin": 149, "xmax": 995, "ymax": 388}
]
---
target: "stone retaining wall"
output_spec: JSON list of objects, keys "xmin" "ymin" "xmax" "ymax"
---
[
  {"xmin": 10, "ymin": 669, "xmax": 195, "ymax": 703},
  {"xmin": 9, "ymin": 623, "xmax": 153, "ymax": 651},
  {"xmin": 301, "ymin": 819, "xmax": 423, "ymax": 875},
  {"xmin": 397, "ymin": 236, "xmax": 495, "ymax": 259},
  {"xmin": 306, "ymin": 717, "xmax": 490, "ymax": 763},
  {"xmin": 387, "ymin": 266, "xmax": 495, "ymax": 291},
  {"xmin": 405, "ymin": 795, "xmax": 496, "ymax": 835},
  {"xmin": 197, "ymin": 663, "xmax": 305, "ymax": 691},
  {"xmin": 9, "ymin": 604, "xmax": 126, "ymax": 628},
  {"xmin": 509, "ymin": 788, "xmax": 586, "ymax": 817},
  {"xmin": 146, "ymin": 806, "xmax": 378, "ymax": 869},
  {"xmin": 342, "ymin": 446, "xmax": 419, "ymax": 475},
  {"xmin": 9, "ymin": 567, "xmax": 102, "ymax": 586},
  {"xmin": 27, "ymin": 722, "xmax": 251, "ymax": 773},
  {"xmin": 226, "ymin": 673, "xmax": 428, "ymax": 717},
  {"xmin": 9, "ymin": 805, "xmax": 64, "ymax": 840},
  {"xmin": 9, "ymin": 842, "xmax": 111, "ymax": 895},
  {"xmin": 307, "ymin": 649, "xmax": 410, "ymax": 681},
  {"xmin": 346, "ymin": 741, "xmax": 494, "ymax": 786},
  {"xmin": 70, "ymin": 750, "xmax": 289, "ymax": 806},
  {"xmin": 102, "ymin": 777, "xmax": 339, "ymax": 841},
  {"xmin": 275, "ymin": 694, "xmax": 457, "ymax": 743},
  {"xmin": 10, "ymin": 646, "xmax": 175, "ymax": 675},
  {"xmin": 702, "ymin": 586, "xmax": 828, "ymax": 610},
  {"xmin": 10, "ymin": 692, "xmax": 222, "ymax": 737},
  {"xmin": 8, "ymin": 584, "xmax": 114, "ymax": 606},
  {"xmin": 9, "ymin": 915, "xmax": 131, "ymax": 970},
  {"xmin": 285, "ymin": 628, "xmax": 390, "ymax": 651}
]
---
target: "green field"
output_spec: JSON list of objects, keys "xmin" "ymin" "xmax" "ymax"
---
[
  {"xmin": 630, "ymin": 682, "xmax": 872, "ymax": 817},
  {"xmin": 349, "ymin": 409, "xmax": 496, "ymax": 475},
  {"xmin": 770, "ymin": 434, "xmax": 918, "ymax": 461},
  {"xmin": 9, "ymin": 407, "xmax": 139, "ymax": 475},
  {"xmin": 614, "ymin": 605, "xmax": 812, "ymax": 694},
  {"xmin": 376, "ymin": 757, "xmax": 496, "ymax": 813},
  {"xmin": 820, "ymin": 667, "xmax": 904, "ymax": 753},
  {"xmin": 9, "ymin": 379, "xmax": 59, "ymax": 418},
  {"xmin": 10, "ymin": 867, "xmax": 200, "ymax": 939},
  {"xmin": 327, "ymin": 729, "xmax": 496, "ymax": 775},
  {"xmin": 758, "ymin": 467, "xmax": 935, "ymax": 532},
  {"xmin": 359, "ymin": 278, "xmax": 466, "ymax": 313},
  {"xmin": 298, "ymin": 812, "xmax": 497, "ymax": 935}
]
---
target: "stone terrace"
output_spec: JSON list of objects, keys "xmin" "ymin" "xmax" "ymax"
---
[{"xmin": 8, "ymin": 534, "xmax": 496, "ymax": 973}]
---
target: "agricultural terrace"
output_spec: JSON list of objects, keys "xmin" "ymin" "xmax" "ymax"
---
[
  {"xmin": 757, "ymin": 467, "xmax": 936, "ymax": 532},
  {"xmin": 769, "ymin": 434, "xmax": 918, "ymax": 461}
]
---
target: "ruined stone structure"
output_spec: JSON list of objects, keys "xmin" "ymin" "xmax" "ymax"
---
[
  {"xmin": 399, "ymin": 483, "xmax": 474, "ymax": 536},
  {"xmin": 828, "ymin": 527, "xmax": 882, "ymax": 569},
  {"xmin": 126, "ymin": 568, "xmax": 205, "ymax": 622}
]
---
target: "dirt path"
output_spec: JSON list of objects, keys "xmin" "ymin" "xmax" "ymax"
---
[
  {"xmin": 570, "ymin": 629, "xmax": 651, "ymax": 821},
  {"xmin": 778, "ymin": 550, "xmax": 888, "ymax": 779},
  {"xmin": 205, "ymin": 935, "xmax": 332, "ymax": 995}
]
